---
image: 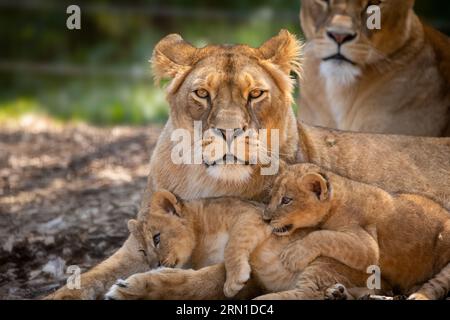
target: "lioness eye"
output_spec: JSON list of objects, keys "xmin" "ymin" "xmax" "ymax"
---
[
  {"xmin": 153, "ymin": 233, "xmax": 161, "ymax": 247},
  {"xmin": 194, "ymin": 89, "xmax": 209, "ymax": 99},
  {"xmin": 281, "ymin": 197, "xmax": 293, "ymax": 205},
  {"xmin": 368, "ymin": 0, "xmax": 382, "ymax": 5},
  {"xmin": 249, "ymin": 89, "xmax": 264, "ymax": 99}
]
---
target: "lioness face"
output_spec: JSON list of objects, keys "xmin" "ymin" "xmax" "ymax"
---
[
  {"xmin": 301, "ymin": 0, "xmax": 415, "ymax": 84},
  {"xmin": 130, "ymin": 191, "xmax": 195, "ymax": 268},
  {"xmin": 264, "ymin": 169, "xmax": 331, "ymax": 236},
  {"xmin": 152, "ymin": 31, "xmax": 301, "ymax": 183}
]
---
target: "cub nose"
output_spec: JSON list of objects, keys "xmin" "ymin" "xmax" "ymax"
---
[
  {"xmin": 326, "ymin": 31, "xmax": 357, "ymax": 45},
  {"xmin": 263, "ymin": 217, "xmax": 272, "ymax": 223},
  {"xmin": 262, "ymin": 210, "xmax": 272, "ymax": 223}
]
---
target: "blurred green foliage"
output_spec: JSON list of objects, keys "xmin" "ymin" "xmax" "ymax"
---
[{"xmin": 0, "ymin": 0, "xmax": 448, "ymax": 125}]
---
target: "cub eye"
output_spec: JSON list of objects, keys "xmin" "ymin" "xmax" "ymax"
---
[
  {"xmin": 194, "ymin": 89, "xmax": 209, "ymax": 99},
  {"xmin": 249, "ymin": 89, "xmax": 264, "ymax": 100},
  {"xmin": 153, "ymin": 233, "xmax": 161, "ymax": 247},
  {"xmin": 138, "ymin": 249, "xmax": 147, "ymax": 257},
  {"xmin": 281, "ymin": 197, "xmax": 293, "ymax": 206}
]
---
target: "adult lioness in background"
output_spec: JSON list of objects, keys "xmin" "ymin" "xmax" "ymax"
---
[
  {"xmin": 47, "ymin": 30, "xmax": 450, "ymax": 300},
  {"xmin": 299, "ymin": 0, "xmax": 450, "ymax": 136}
]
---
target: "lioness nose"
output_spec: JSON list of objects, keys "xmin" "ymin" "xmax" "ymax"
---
[
  {"xmin": 326, "ymin": 31, "xmax": 357, "ymax": 45},
  {"xmin": 215, "ymin": 128, "xmax": 245, "ymax": 143}
]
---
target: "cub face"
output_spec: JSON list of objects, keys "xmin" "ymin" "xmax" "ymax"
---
[
  {"xmin": 128, "ymin": 190, "xmax": 195, "ymax": 268},
  {"xmin": 264, "ymin": 168, "xmax": 332, "ymax": 236}
]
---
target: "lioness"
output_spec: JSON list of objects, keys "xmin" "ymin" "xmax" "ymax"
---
[
  {"xmin": 264, "ymin": 163, "xmax": 450, "ymax": 300},
  {"xmin": 47, "ymin": 31, "xmax": 450, "ymax": 300},
  {"xmin": 105, "ymin": 190, "xmax": 386, "ymax": 300},
  {"xmin": 299, "ymin": 0, "xmax": 450, "ymax": 136}
]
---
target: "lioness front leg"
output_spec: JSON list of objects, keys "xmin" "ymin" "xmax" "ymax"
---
[
  {"xmin": 224, "ymin": 216, "xmax": 271, "ymax": 298},
  {"xmin": 106, "ymin": 264, "xmax": 264, "ymax": 300},
  {"xmin": 106, "ymin": 264, "xmax": 230, "ymax": 300},
  {"xmin": 45, "ymin": 235, "xmax": 151, "ymax": 300},
  {"xmin": 280, "ymin": 228, "xmax": 379, "ymax": 273}
]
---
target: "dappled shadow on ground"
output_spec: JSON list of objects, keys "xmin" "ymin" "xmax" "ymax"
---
[{"xmin": 0, "ymin": 117, "xmax": 161, "ymax": 299}]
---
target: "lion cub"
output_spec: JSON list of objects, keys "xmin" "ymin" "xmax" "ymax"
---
[
  {"xmin": 126, "ymin": 190, "xmax": 271, "ymax": 298},
  {"xmin": 265, "ymin": 164, "xmax": 450, "ymax": 300},
  {"xmin": 107, "ymin": 189, "xmax": 379, "ymax": 300}
]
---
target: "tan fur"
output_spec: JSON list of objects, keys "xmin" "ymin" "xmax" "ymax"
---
[
  {"xmin": 299, "ymin": 0, "xmax": 450, "ymax": 136},
  {"xmin": 105, "ymin": 191, "xmax": 382, "ymax": 300},
  {"xmin": 47, "ymin": 32, "xmax": 450, "ymax": 300},
  {"xmin": 264, "ymin": 163, "xmax": 450, "ymax": 299}
]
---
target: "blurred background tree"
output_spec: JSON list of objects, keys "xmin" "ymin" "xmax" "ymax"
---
[{"xmin": 0, "ymin": 0, "xmax": 448, "ymax": 125}]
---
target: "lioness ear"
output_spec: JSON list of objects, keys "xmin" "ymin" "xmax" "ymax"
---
[
  {"xmin": 258, "ymin": 29, "xmax": 302, "ymax": 77},
  {"xmin": 151, "ymin": 34, "xmax": 198, "ymax": 84},
  {"xmin": 151, "ymin": 190, "xmax": 182, "ymax": 217},
  {"xmin": 299, "ymin": 173, "xmax": 330, "ymax": 201}
]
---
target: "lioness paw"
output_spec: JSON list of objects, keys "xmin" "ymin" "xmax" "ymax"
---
[
  {"xmin": 105, "ymin": 279, "xmax": 131, "ymax": 300},
  {"xmin": 105, "ymin": 276, "xmax": 151, "ymax": 300}
]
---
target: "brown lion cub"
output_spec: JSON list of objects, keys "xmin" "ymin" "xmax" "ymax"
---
[
  {"xmin": 264, "ymin": 164, "xmax": 450, "ymax": 300},
  {"xmin": 126, "ymin": 190, "xmax": 271, "ymax": 298},
  {"xmin": 106, "ymin": 189, "xmax": 380, "ymax": 300}
]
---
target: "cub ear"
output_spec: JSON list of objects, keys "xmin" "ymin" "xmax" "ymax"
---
[
  {"xmin": 298, "ymin": 173, "xmax": 330, "ymax": 201},
  {"xmin": 277, "ymin": 160, "xmax": 288, "ymax": 175},
  {"xmin": 150, "ymin": 189, "xmax": 182, "ymax": 217},
  {"xmin": 258, "ymin": 29, "xmax": 302, "ymax": 77},
  {"xmin": 128, "ymin": 219, "xmax": 145, "ymax": 244},
  {"xmin": 151, "ymin": 34, "xmax": 198, "ymax": 84}
]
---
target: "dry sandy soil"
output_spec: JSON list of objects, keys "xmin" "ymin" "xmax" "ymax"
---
[{"xmin": 0, "ymin": 116, "xmax": 161, "ymax": 299}]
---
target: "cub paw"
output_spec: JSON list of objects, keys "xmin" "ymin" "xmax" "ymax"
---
[
  {"xmin": 223, "ymin": 263, "xmax": 251, "ymax": 298},
  {"xmin": 407, "ymin": 292, "xmax": 431, "ymax": 300},
  {"xmin": 324, "ymin": 284, "xmax": 350, "ymax": 300}
]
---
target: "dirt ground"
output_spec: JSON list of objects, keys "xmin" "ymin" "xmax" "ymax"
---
[{"xmin": 0, "ymin": 116, "xmax": 161, "ymax": 299}]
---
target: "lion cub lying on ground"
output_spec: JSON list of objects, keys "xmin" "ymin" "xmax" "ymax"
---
[
  {"xmin": 123, "ymin": 191, "xmax": 272, "ymax": 298},
  {"xmin": 106, "ymin": 190, "xmax": 376, "ymax": 300},
  {"xmin": 264, "ymin": 164, "xmax": 450, "ymax": 300},
  {"xmin": 106, "ymin": 164, "xmax": 450, "ymax": 300}
]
